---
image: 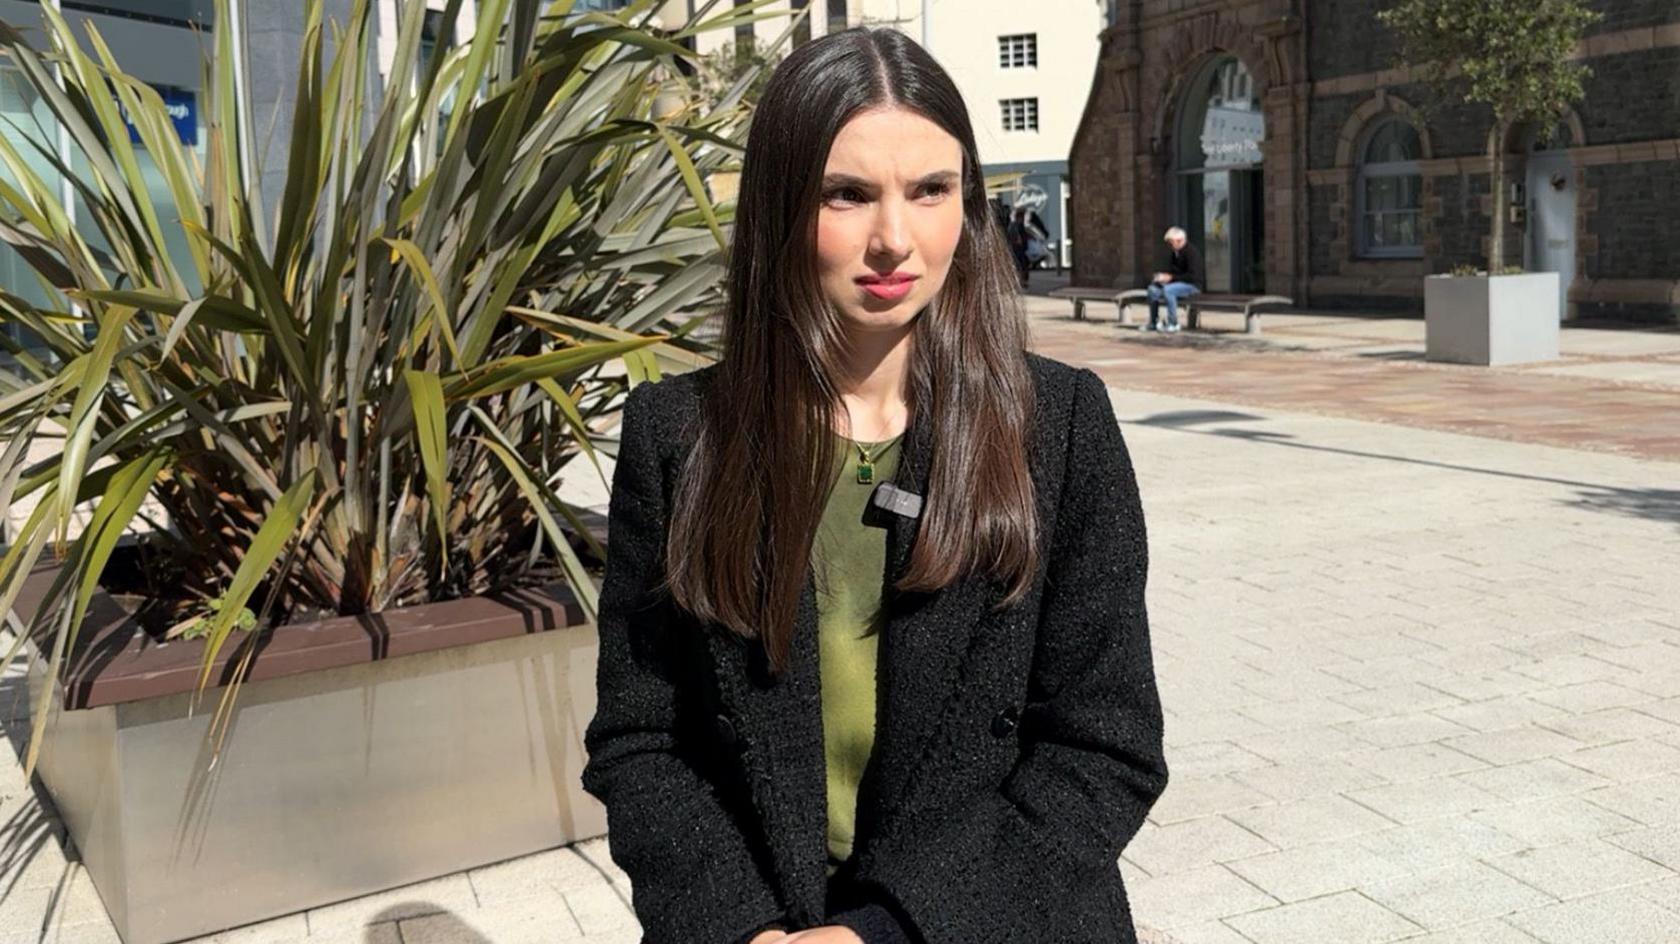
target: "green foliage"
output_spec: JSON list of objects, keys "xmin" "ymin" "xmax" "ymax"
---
[
  {"xmin": 168, "ymin": 596, "xmax": 257, "ymax": 642},
  {"xmin": 1376, "ymin": 0, "xmax": 1599, "ymax": 126},
  {"xmin": 1448, "ymin": 263, "xmax": 1525, "ymax": 277},
  {"xmin": 0, "ymin": 0, "xmax": 773, "ymax": 771}
]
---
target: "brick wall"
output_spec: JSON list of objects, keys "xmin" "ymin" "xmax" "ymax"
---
[
  {"xmin": 1429, "ymin": 173, "xmax": 1493, "ymax": 271},
  {"xmin": 1586, "ymin": 0, "xmax": 1680, "ymax": 35},
  {"xmin": 1305, "ymin": 0, "xmax": 1396, "ymax": 81},
  {"xmin": 1308, "ymin": 184, "xmax": 1338, "ymax": 273},
  {"xmin": 1586, "ymin": 161, "xmax": 1680, "ymax": 280},
  {"xmin": 1308, "ymin": 95, "xmax": 1357, "ymax": 169},
  {"xmin": 1580, "ymin": 48, "xmax": 1680, "ymax": 145}
]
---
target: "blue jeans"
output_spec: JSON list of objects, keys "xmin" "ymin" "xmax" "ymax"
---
[{"xmin": 1147, "ymin": 281, "xmax": 1199, "ymax": 328}]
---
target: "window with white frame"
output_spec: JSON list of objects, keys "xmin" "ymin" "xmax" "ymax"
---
[
  {"xmin": 1357, "ymin": 118, "xmax": 1424, "ymax": 258},
  {"xmin": 998, "ymin": 34, "xmax": 1037, "ymax": 68},
  {"xmin": 1000, "ymin": 98, "xmax": 1039, "ymax": 132}
]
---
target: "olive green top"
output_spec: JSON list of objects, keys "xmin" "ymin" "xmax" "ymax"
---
[{"xmin": 813, "ymin": 429, "xmax": 903, "ymax": 878}]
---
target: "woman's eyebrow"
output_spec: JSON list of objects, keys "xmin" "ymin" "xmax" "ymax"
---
[
  {"xmin": 820, "ymin": 170, "xmax": 960, "ymax": 188},
  {"xmin": 821, "ymin": 173, "xmax": 874, "ymax": 189}
]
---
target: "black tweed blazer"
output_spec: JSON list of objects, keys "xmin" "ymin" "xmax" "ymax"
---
[{"xmin": 580, "ymin": 351, "xmax": 1168, "ymax": 944}]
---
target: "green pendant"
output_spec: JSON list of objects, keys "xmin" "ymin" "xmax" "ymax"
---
[{"xmin": 855, "ymin": 461, "xmax": 874, "ymax": 484}]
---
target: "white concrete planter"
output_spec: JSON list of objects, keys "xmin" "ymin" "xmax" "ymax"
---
[
  {"xmin": 23, "ymin": 569, "xmax": 605, "ymax": 944},
  {"xmin": 1424, "ymin": 272, "xmax": 1561, "ymax": 366}
]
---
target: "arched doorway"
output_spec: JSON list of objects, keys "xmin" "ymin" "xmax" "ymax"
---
[{"xmin": 1172, "ymin": 56, "xmax": 1266, "ymax": 292}]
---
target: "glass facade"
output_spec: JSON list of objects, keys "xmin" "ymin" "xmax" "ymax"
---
[
  {"xmin": 61, "ymin": 0, "xmax": 212, "ymax": 27},
  {"xmin": 0, "ymin": 67, "xmax": 62, "ymax": 321},
  {"xmin": 0, "ymin": 0, "xmax": 210, "ymax": 355}
]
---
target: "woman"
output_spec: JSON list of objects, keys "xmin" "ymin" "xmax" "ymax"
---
[{"xmin": 580, "ymin": 27, "xmax": 1167, "ymax": 944}]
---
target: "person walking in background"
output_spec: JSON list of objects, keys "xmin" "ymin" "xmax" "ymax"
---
[
  {"xmin": 1142, "ymin": 226, "xmax": 1203, "ymax": 333},
  {"xmin": 1021, "ymin": 204, "xmax": 1049, "ymax": 271},
  {"xmin": 1006, "ymin": 205, "xmax": 1032, "ymax": 289},
  {"xmin": 581, "ymin": 25, "xmax": 1167, "ymax": 944},
  {"xmin": 1008, "ymin": 204, "xmax": 1050, "ymax": 289}
]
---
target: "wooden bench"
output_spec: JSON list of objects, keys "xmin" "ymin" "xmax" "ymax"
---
[
  {"xmin": 1049, "ymin": 285, "xmax": 1134, "ymax": 323},
  {"xmin": 1112, "ymin": 289, "xmax": 1294, "ymax": 335}
]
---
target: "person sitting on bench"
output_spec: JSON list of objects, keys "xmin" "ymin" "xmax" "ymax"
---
[{"xmin": 1142, "ymin": 226, "xmax": 1204, "ymax": 333}]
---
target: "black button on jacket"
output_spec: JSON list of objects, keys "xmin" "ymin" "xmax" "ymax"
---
[{"xmin": 580, "ymin": 352, "xmax": 1169, "ymax": 944}]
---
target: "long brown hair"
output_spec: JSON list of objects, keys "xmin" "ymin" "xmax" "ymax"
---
[{"xmin": 665, "ymin": 27, "xmax": 1038, "ymax": 675}]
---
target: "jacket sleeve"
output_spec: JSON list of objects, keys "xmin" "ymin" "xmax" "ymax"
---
[
  {"xmin": 853, "ymin": 367, "xmax": 1169, "ymax": 943},
  {"xmin": 580, "ymin": 379, "xmax": 789, "ymax": 944}
]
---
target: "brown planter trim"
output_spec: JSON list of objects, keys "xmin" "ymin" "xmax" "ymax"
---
[{"xmin": 15, "ymin": 515, "xmax": 606, "ymax": 711}]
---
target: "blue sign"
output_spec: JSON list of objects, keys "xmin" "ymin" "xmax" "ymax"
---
[{"xmin": 121, "ymin": 85, "xmax": 198, "ymax": 147}]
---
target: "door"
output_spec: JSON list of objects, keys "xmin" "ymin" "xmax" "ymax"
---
[
  {"xmin": 1525, "ymin": 152, "xmax": 1575, "ymax": 319},
  {"xmin": 1201, "ymin": 170, "xmax": 1231, "ymax": 292},
  {"xmin": 1230, "ymin": 169, "xmax": 1265, "ymax": 292}
]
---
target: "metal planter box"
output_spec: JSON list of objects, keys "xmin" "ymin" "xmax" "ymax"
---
[
  {"xmin": 22, "ymin": 572, "xmax": 605, "ymax": 944},
  {"xmin": 1424, "ymin": 272, "xmax": 1561, "ymax": 366}
]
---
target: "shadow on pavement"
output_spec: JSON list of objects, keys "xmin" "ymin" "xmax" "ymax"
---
[
  {"xmin": 369, "ymin": 905, "xmax": 491, "ymax": 942},
  {"xmin": 1130, "ymin": 409, "xmax": 1266, "ymax": 429},
  {"xmin": 0, "ymin": 673, "xmax": 81, "ymax": 942},
  {"xmin": 1129, "ymin": 411, "xmax": 1680, "ymax": 531},
  {"xmin": 1566, "ymin": 486, "xmax": 1680, "ymax": 526}
]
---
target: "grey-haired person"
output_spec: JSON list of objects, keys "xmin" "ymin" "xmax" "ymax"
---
[{"xmin": 1141, "ymin": 226, "xmax": 1203, "ymax": 333}]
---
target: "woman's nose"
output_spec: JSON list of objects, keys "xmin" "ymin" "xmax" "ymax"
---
[{"xmin": 869, "ymin": 200, "xmax": 912, "ymax": 259}]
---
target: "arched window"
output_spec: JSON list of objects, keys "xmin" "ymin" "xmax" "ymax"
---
[{"xmin": 1356, "ymin": 118, "xmax": 1423, "ymax": 258}]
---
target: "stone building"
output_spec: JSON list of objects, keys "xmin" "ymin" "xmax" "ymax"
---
[{"xmin": 1071, "ymin": 0, "xmax": 1680, "ymax": 322}]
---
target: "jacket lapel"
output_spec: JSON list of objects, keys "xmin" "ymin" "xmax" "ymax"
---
[
  {"xmin": 703, "ymin": 403, "xmax": 999, "ymax": 920},
  {"xmin": 853, "ymin": 407, "xmax": 1000, "ymax": 849}
]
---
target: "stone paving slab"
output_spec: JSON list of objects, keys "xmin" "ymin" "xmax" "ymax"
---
[
  {"xmin": 1520, "ymin": 359, "xmax": 1680, "ymax": 387},
  {"xmin": 1105, "ymin": 386, "xmax": 1680, "ymax": 942}
]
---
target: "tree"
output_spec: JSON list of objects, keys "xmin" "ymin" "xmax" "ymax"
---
[{"xmin": 1377, "ymin": 0, "xmax": 1599, "ymax": 273}]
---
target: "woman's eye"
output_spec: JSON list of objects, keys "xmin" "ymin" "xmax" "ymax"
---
[
  {"xmin": 918, "ymin": 182, "xmax": 951, "ymax": 199},
  {"xmin": 824, "ymin": 187, "xmax": 867, "ymax": 205}
]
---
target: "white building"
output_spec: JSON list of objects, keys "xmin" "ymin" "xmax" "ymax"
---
[
  {"xmin": 661, "ymin": 0, "xmax": 1106, "ymax": 267},
  {"xmin": 895, "ymin": 0, "xmax": 1106, "ymax": 267}
]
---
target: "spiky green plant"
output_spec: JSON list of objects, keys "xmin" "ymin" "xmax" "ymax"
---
[{"xmin": 0, "ymin": 0, "xmax": 798, "ymax": 772}]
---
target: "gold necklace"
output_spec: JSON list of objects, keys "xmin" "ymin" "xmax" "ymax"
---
[{"xmin": 848, "ymin": 434, "xmax": 899, "ymax": 485}]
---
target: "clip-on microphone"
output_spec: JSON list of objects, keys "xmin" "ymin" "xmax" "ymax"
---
[{"xmin": 868, "ymin": 481, "xmax": 923, "ymax": 521}]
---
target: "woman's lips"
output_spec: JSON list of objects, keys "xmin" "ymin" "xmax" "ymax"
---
[{"xmin": 857, "ymin": 274, "xmax": 918, "ymax": 301}]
